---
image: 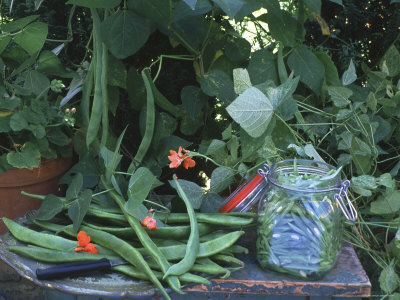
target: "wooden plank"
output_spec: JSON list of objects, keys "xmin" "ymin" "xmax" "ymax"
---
[{"xmin": 181, "ymin": 231, "xmax": 371, "ymax": 298}]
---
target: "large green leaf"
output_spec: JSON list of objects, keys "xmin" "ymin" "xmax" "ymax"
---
[
  {"xmin": 370, "ymin": 190, "xmax": 400, "ymax": 215},
  {"xmin": 13, "ymin": 22, "xmax": 48, "ymax": 55},
  {"xmin": 0, "ymin": 15, "xmax": 39, "ymax": 32},
  {"xmin": 315, "ymin": 51, "xmax": 341, "ymax": 86},
  {"xmin": 380, "ymin": 45, "xmax": 400, "ymax": 77},
  {"xmin": 200, "ymin": 191, "xmax": 225, "ymax": 213},
  {"xmin": 108, "ymin": 55, "xmax": 127, "ymax": 89},
  {"xmin": 327, "ymin": 86, "xmax": 352, "ymax": 107},
  {"xmin": 210, "ymin": 0, "xmax": 244, "ymax": 19},
  {"xmin": 264, "ymin": 75, "xmax": 300, "ymax": 108},
  {"xmin": 102, "ymin": 10, "xmax": 151, "ymax": 59},
  {"xmin": 66, "ymin": 173, "xmax": 84, "ymax": 201},
  {"xmin": 180, "ymin": 111, "xmax": 204, "ymax": 135},
  {"xmin": 151, "ymin": 112, "xmax": 178, "ymax": 151},
  {"xmin": 0, "ymin": 35, "xmax": 11, "ymax": 54},
  {"xmin": 66, "ymin": 0, "xmax": 121, "ymax": 8},
  {"xmin": 23, "ymin": 70, "xmax": 50, "ymax": 96},
  {"xmin": 233, "ymin": 68, "xmax": 252, "ymax": 95},
  {"xmin": 350, "ymin": 136, "xmax": 372, "ymax": 174},
  {"xmin": 342, "ymin": 59, "xmax": 357, "ymax": 86},
  {"xmin": 47, "ymin": 127, "xmax": 69, "ymax": 146},
  {"xmin": 68, "ymin": 189, "xmax": 93, "ymax": 234},
  {"xmin": 169, "ymin": 179, "xmax": 204, "ymax": 209},
  {"xmin": 171, "ymin": 14, "xmax": 209, "ymax": 52},
  {"xmin": 226, "ymin": 87, "xmax": 273, "ymax": 138},
  {"xmin": 6, "ymin": 142, "xmax": 40, "ymax": 169},
  {"xmin": 287, "ymin": 45, "xmax": 324, "ymax": 95},
  {"xmin": 181, "ymin": 85, "xmax": 208, "ymax": 119},
  {"xmin": 172, "ymin": 0, "xmax": 212, "ymax": 22},
  {"xmin": 36, "ymin": 194, "xmax": 65, "ymax": 220},
  {"xmin": 37, "ymin": 51, "xmax": 73, "ymax": 77},
  {"xmin": 247, "ymin": 48, "xmax": 278, "ymax": 85},
  {"xmin": 126, "ymin": 167, "xmax": 157, "ymax": 212},
  {"xmin": 258, "ymin": 1, "xmax": 297, "ymax": 47},
  {"xmin": 379, "ymin": 261, "xmax": 400, "ymax": 294},
  {"xmin": 198, "ymin": 69, "xmax": 236, "ymax": 104},
  {"xmin": 127, "ymin": 0, "xmax": 171, "ymax": 26},
  {"xmin": 210, "ymin": 166, "xmax": 234, "ymax": 194},
  {"xmin": 183, "ymin": 0, "xmax": 197, "ymax": 9},
  {"xmin": 225, "ymin": 36, "xmax": 251, "ymax": 63},
  {"xmin": 206, "ymin": 139, "xmax": 226, "ymax": 156}
]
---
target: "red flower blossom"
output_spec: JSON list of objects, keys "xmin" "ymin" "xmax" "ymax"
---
[
  {"xmin": 141, "ymin": 216, "xmax": 158, "ymax": 230},
  {"xmin": 75, "ymin": 230, "xmax": 98, "ymax": 254},
  {"xmin": 183, "ymin": 157, "xmax": 196, "ymax": 169},
  {"xmin": 168, "ymin": 146, "xmax": 195, "ymax": 169},
  {"xmin": 77, "ymin": 230, "xmax": 90, "ymax": 247},
  {"xmin": 84, "ymin": 243, "xmax": 98, "ymax": 254}
]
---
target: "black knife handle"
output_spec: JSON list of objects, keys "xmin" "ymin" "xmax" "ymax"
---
[{"xmin": 36, "ymin": 258, "xmax": 111, "ymax": 280}]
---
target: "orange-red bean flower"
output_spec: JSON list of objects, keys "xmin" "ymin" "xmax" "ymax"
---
[
  {"xmin": 75, "ymin": 230, "xmax": 98, "ymax": 254},
  {"xmin": 141, "ymin": 216, "xmax": 158, "ymax": 230},
  {"xmin": 168, "ymin": 146, "xmax": 196, "ymax": 170}
]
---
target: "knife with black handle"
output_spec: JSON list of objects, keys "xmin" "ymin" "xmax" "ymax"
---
[{"xmin": 36, "ymin": 258, "xmax": 127, "ymax": 280}]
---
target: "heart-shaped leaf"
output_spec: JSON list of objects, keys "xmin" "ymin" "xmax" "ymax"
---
[{"xmin": 226, "ymin": 87, "xmax": 273, "ymax": 138}]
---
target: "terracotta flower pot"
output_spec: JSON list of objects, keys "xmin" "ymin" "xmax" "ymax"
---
[{"xmin": 0, "ymin": 156, "xmax": 73, "ymax": 234}]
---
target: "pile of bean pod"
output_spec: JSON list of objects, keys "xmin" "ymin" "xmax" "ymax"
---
[
  {"xmin": 256, "ymin": 168, "xmax": 344, "ymax": 279},
  {"xmin": 2, "ymin": 177, "xmax": 255, "ymax": 300}
]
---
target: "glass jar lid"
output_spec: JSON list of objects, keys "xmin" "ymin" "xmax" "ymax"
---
[{"xmin": 219, "ymin": 165, "xmax": 269, "ymax": 213}]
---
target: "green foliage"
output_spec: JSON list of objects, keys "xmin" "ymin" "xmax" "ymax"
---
[
  {"xmin": 0, "ymin": 12, "xmax": 75, "ymax": 172},
  {"xmin": 9, "ymin": 0, "xmax": 400, "ymax": 297}
]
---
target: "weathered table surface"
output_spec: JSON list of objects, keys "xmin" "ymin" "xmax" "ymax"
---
[
  {"xmin": 0, "ymin": 215, "xmax": 371, "ymax": 300},
  {"xmin": 177, "ymin": 232, "xmax": 371, "ymax": 300}
]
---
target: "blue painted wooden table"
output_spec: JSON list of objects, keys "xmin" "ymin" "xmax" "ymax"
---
[{"xmin": 44, "ymin": 235, "xmax": 371, "ymax": 300}]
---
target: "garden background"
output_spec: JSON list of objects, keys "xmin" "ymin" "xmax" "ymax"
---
[{"xmin": 1, "ymin": 0, "xmax": 400, "ymax": 298}]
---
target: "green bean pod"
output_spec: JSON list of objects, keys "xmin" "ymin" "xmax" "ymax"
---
[
  {"xmin": 156, "ymin": 212, "xmax": 255, "ymax": 226},
  {"xmin": 114, "ymin": 265, "xmax": 210, "ymax": 286},
  {"xmin": 101, "ymin": 177, "xmax": 183, "ymax": 295},
  {"xmin": 134, "ymin": 68, "xmax": 155, "ymax": 166},
  {"xmin": 4, "ymin": 218, "xmax": 76, "ymax": 251},
  {"xmin": 83, "ymin": 222, "xmax": 214, "ymax": 241},
  {"xmin": 80, "ymin": 225, "xmax": 171, "ymax": 300},
  {"xmin": 211, "ymin": 254, "xmax": 244, "ymax": 267},
  {"xmin": 163, "ymin": 177, "xmax": 199, "ymax": 278},
  {"xmin": 86, "ymin": 8, "xmax": 103, "ymax": 147},
  {"xmin": 139, "ymin": 231, "xmax": 245, "ymax": 261},
  {"xmin": 9, "ymin": 245, "xmax": 117, "ymax": 263}
]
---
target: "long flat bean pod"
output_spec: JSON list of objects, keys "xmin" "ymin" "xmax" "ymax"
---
[
  {"xmin": 156, "ymin": 212, "xmax": 254, "ymax": 226},
  {"xmin": 9, "ymin": 245, "xmax": 117, "ymax": 263},
  {"xmin": 83, "ymin": 222, "xmax": 213, "ymax": 241},
  {"xmin": 101, "ymin": 177, "xmax": 183, "ymax": 295},
  {"xmin": 114, "ymin": 265, "xmax": 210, "ymax": 285},
  {"xmin": 80, "ymin": 225, "xmax": 171, "ymax": 300},
  {"xmin": 146, "ymin": 257, "xmax": 229, "ymax": 277},
  {"xmin": 138, "ymin": 231, "xmax": 244, "ymax": 261},
  {"xmin": 86, "ymin": 8, "xmax": 103, "ymax": 147},
  {"xmin": 133, "ymin": 68, "xmax": 155, "ymax": 166},
  {"xmin": 163, "ymin": 177, "xmax": 199, "ymax": 278},
  {"xmin": 3, "ymin": 218, "xmax": 76, "ymax": 251}
]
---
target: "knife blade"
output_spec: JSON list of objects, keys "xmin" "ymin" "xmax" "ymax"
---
[{"xmin": 36, "ymin": 258, "xmax": 127, "ymax": 280}]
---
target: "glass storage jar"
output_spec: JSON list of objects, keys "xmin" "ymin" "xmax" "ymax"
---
[{"xmin": 256, "ymin": 159, "xmax": 357, "ymax": 280}]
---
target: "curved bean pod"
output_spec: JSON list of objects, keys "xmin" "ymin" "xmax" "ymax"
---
[{"xmin": 163, "ymin": 177, "xmax": 199, "ymax": 278}]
